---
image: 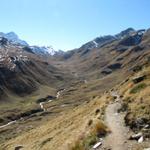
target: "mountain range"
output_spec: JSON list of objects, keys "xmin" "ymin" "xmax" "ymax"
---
[
  {"xmin": 0, "ymin": 31, "xmax": 64, "ymax": 56},
  {"xmin": 0, "ymin": 28, "xmax": 150, "ymax": 150}
]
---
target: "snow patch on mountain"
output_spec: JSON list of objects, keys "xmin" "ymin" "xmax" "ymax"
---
[
  {"xmin": 93, "ymin": 41, "xmax": 98, "ymax": 48},
  {"xmin": 30, "ymin": 46, "xmax": 64, "ymax": 56},
  {"xmin": 0, "ymin": 32, "xmax": 28, "ymax": 46},
  {"xmin": 0, "ymin": 31, "xmax": 64, "ymax": 56}
]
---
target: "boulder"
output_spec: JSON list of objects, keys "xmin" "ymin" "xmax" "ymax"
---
[
  {"xmin": 129, "ymin": 132, "xmax": 142, "ymax": 140},
  {"xmin": 138, "ymin": 136, "xmax": 144, "ymax": 143}
]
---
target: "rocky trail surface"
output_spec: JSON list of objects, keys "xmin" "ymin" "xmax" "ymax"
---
[{"xmin": 100, "ymin": 92, "xmax": 133, "ymax": 150}]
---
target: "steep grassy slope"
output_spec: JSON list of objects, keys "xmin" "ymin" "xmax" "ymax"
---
[
  {"xmin": 0, "ymin": 89, "xmax": 111, "ymax": 150},
  {"xmin": 55, "ymin": 29, "xmax": 150, "ymax": 81},
  {"xmin": 117, "ymin": 65, "xmax": 150, "ymax": 132},
  {"xmin": 0, "ymin": 38, "xmax": 74, "ymax": 126},
  {"xmin": 0, "ymin": 28, "xmax": 150, "ymax": 150}
]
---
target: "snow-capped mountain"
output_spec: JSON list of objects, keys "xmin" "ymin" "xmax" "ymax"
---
[
  {"xmin": 0, "ymin": 31, "xmax": 64, "ymax": 56},
  {"xmin": 0, "ymin": 32, "xmax": 28, "ymax": 46},
  {"xmin": 79, "ymin": 28, "xmax": 146, "ymax": 51},
  {"xmin": 80, "ymin": 35, "xmax": 116, "ymax": 51},
  {"xmin": 30, "ymin": 46, "xmax": 64, "ymax": 56}
]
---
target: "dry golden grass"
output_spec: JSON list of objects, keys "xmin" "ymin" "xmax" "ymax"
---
[
  {"xmin": 91, "ymin": 120, "xmax": 109, "ymax": 137},
  {"xmin": 117, "ymin": 66, "xmax": 150, "ymax": 130},
  {"xmin": 69, "ymin": 119, "xmax": 109, "ymax": 150},
  {"xmin": 1, "ymin": 94, "xmax": 110, "ymax": 150}
]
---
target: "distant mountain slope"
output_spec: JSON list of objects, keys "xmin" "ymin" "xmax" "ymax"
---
[
  {"xmin": 59, "ymin": 28, "xmax": 148, "ymax": 80},
  {"xmin": 30, "ymin": 46, "xmax": 64, "ymax": 56},
  {"xmin": 0, "ymin": 31, "xmax": 64, "ymax": 56},
  {"xmin": 0, "ymin": 28, "xmax": 148, "ymax": 97},
  {"xmin": 0, "ymin": 37, "xmax": 72, "ymax": 100},
  {"xmin": 0, "ymin": 28, "xmax": 150, "ymax": 150}
]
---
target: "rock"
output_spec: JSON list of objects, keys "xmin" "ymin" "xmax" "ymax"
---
[
  {"xmin": 125, "ymin": 116, "xmax": 149, "ymax": 130},
  {"xmin": 0, "ymin": 37, "xmax": 8, "ymax": 46},
  {"xmin": 144, "ymin": 148, "xmax": 150, "ymax": 150},
  {"xmin": 132, "ymin": 75, "xmax": 146, "ymax": 84},
  {"xmin": 107, "ymin": 63, "xmax": 122, "ymax": 70},
  {"xmin": 144, "ymin": 124, "xmax": 149, "ymax": 129},
  {"xmin": 135, "ymin": 118, "xmax": 148, "ymax": 129},
  {"xmin": 101, "ymin": 68, "xmax": 112, "ymax": 75},
  {"xmin": 138, "ymin": 136, "xmax": 144, "ymax": 143},
  {"xmin": 14, "ymin": 145, "xmax": 23, "ymax": 150},
  {"xmin": 93, "ymin": 141, "xmax": 102, "ymax": 149},
  {"xmin": 115, "ymin": 113, "xmax": 118, "ymax": 116},
  {"xmin": 129, "ymin": 132, "xmax": 142, "ymax": 140},
  {"xmin": 119, "ymin": 33, "xmax": 142, "ymax": 46}
]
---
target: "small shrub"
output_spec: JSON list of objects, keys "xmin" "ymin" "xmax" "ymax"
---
[
  {"xmin": 95, "ymin": 109, "xmax": 100, "ymax": 115},
  {"xmin": 92, "ymin": 120, "xmax": 109, "ymax": 137},
  {"xmin": 70, "ymin": 121, "xmax": 108, "ymax": 150},
  {"xmin": 87, "ymin": 119, "xmax": 93, "ymax": 126},
  {"xmin": 70, "ymin": 134, "xmax": 98, "ymax": 150},
  {"xmin": 82, "ymin": 134, "xmax": 98, "ymax": 148},
  {"xmin": 71, "ymin": 140, "xmax": 84, "ymax": 150},
  {"xmin": 130, "ymin": 83, "xmax": 147, "ymax": 94}
]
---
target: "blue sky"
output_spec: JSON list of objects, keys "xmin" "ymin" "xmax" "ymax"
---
[{"xmin": 0, "ymin": 0, "xmax": 149, "ymax": 50}]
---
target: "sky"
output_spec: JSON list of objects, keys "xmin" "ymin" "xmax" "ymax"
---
[{"xmin": 0, "ymin": 0, "xmax": 149, "ymax": 51}]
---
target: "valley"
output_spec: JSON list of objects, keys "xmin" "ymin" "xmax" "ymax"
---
[{"xmin": 0, "ymin": 28, "xmax": 150, "ymax": 150}]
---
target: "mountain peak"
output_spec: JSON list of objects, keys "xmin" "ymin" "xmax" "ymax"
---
[
  {"xmin": 30, "ymin": 45, "xmax": 64, "ymax": 56},
  {"xmin": 0, "ymin": 31, "xmax": 28, "ymax": 46},
  {"xmin": 116, "ymin": 28, "xmax": 135, "ymax": 39},
  {"xmin": 6, "ymin": 32, "xmax": 18, "ymax": 38}
]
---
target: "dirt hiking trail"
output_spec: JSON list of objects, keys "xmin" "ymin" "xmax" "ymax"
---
[{"xmin": 101, "ymin": 92, "xmax": 132, "ymax": 150}]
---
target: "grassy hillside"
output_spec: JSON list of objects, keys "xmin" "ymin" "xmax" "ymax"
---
[{"xmin": 0, "ymin": 29, "xmax": 150, "ymax": 149}]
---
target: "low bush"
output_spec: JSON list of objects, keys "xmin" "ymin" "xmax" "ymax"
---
[
  {"xmin": 70, "ymin": 120, "xmax": 108, "ymax": 150},
  {"xmin": 91, "ymin": 120, "xmax": 109, "ymax": 137},
  {"xmin": 70, "ymin": 134, "xmax": 98, "ymax": 150}
]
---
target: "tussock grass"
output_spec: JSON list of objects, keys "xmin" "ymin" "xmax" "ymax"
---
[{"xmin": 70, "ymin": 120, "xmax": 108, "ymax": 150}]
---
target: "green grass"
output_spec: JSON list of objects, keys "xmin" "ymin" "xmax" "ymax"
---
[
  {"xmin": 130, "ymin": 83, "xmax": 147, "ymax": 94},
  {"xmin": 82, "ymin": 134, "xmax": 98, "ymax": 148},
  {"xmin": 70, "ymin": 134, "xmax": 98, "ymax": 150},
  {"xmin": 70, "ymin": 121, "xmax": 108, "ymax": 150}
]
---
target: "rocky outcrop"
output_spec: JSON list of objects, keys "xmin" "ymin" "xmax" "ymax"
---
[
  {"xmin": 132, "ymin": 75, "xmax": 146, "ymax": 84},
  {"xmin": 119, "ymin": 33, "xmax": 142, "ymax": 46},
  {"xmin": 0, "ymin": 37, "xmax": 8, "ymax": 46},
  {"xmin": 125, "ymin": 112, "xmax": 150, "ymax": 130},
  {"xmin": 36, "ymin": 95, "xmax": 56, "ymax": 103},
  {"xmin": 101, "ymin": 68, "xmax": 112, "ymax": 75},
  {"xmin": 107, "ymin": 63, "xmax": 122, "ymax": 70}
]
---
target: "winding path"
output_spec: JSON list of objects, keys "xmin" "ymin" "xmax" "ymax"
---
[{"xmin": 0, "ymin": 89, "xmax": 65, "ymax": 129}]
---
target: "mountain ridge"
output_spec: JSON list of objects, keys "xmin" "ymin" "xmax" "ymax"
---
[
  {"xmin": 0, "ymin": 27, "xmax": 150, "ymax": 150},
  {"xmin": 0, "ymin": 31, "xmax": 63, "ymax": 56}
]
